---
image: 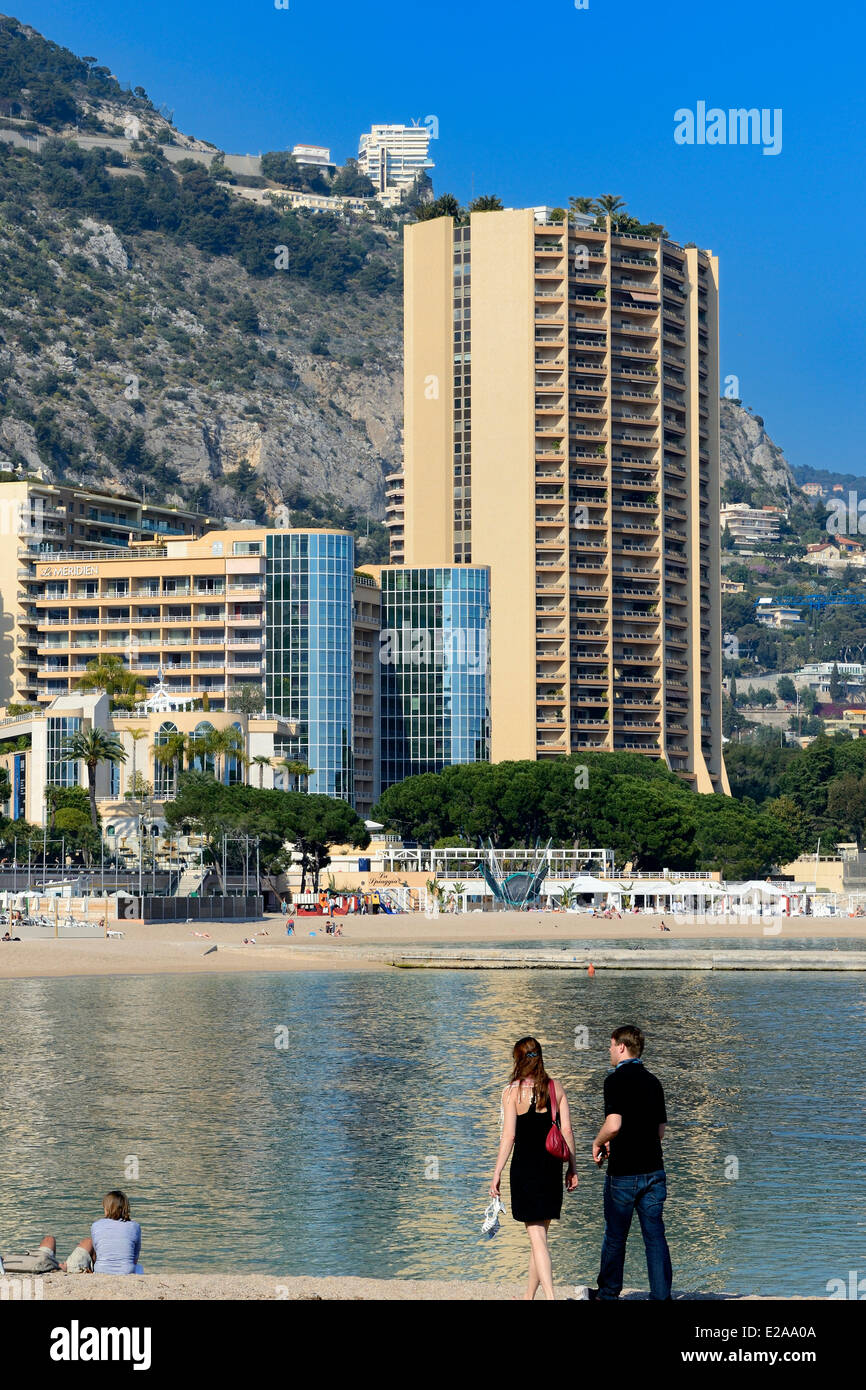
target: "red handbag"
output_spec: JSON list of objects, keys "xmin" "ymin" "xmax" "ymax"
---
[{"xmin": 544, "ymin": 1079, "xmax": 571, "ymax": 1163}]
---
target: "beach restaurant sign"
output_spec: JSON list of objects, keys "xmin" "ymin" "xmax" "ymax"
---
[{"xmin": 365, "ymin": 872, "xmax": 428, "ymax": 887}]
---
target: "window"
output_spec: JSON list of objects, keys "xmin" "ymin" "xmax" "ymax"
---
[
  {"xmin": 153, "ymin": 721, "xmax": 179, "ymax": 798},
  {"xmin": 190, "ymin": 721, "xmax": 215, "ymax": 776}
]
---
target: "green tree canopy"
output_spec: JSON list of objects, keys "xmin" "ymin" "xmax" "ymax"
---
[
  {"xmin": 164, "ymin": 774, "xmax": 369, "ymax": 890},
  {"xmin": 373, "ymin": 754, "xmax": 792, "ymax": 876}
]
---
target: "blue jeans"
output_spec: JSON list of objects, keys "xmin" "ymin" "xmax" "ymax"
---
[{"xmin": 597, "ymin": 1169, "xmax": 672, "ymax": 1300}]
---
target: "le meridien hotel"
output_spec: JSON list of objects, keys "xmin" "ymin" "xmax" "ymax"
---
[
  {"xmin": 1, "ymin": 489, "xmax": 490, "ymax": 820},
  {"xmin": 390, "ymin": 205, "xmax": 728, "ymax": 793}
]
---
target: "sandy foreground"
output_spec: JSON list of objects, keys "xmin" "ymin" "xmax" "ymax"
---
[
  {"xmin": 29, "ymin": 1273, "xmax": 813, "ymax": 1301},
  {"xmin": 0, "ymin": 911, "xmax": 864, "ymax": 981}
]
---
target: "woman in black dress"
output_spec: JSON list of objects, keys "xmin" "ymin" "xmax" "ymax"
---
[{"xmin": 490, "ymin": 1036, "xmax": 578, "ymax": 1299}]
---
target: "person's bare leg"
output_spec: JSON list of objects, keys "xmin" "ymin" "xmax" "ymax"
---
[
  {"xmin": 527, "ymin": 1221, "xmax": 555, "ymax": 1300},
  {"xmin": 524, "ymin": 1234, "xmax": 540, "ymax": 1300},
  {"xmin": 38, "ymin": 1236, "xmax": 57, "ymax": 1253}
]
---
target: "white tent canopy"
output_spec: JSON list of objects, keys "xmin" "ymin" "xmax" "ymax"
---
[
  {"xmin": 549, "ymin": 876, "xmax": 727, "ymax": 898},
  {"xmin": 726, "ymin": 881, "xmax": 793, "ymax": 899}
]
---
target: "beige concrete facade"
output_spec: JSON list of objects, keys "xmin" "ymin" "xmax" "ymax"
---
[
  {"xmin": 469, "ymin": 211, "xmax": 538, "ymax": 759},
  {"xmin": 0, "ymin": 479, "xmax": 213, "ymax": 707},
  {"xmin": 402, "ymin": 216, "xmax": 455, "ymax": 567},
  {"xmin": 29, "ymin": 528, "xmax": 268, "ymax": 712},
  {"xmin": 400, "ymin": 207, "xmax": 727, "ymax": 792}
]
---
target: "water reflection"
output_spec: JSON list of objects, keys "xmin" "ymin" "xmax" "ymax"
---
[{"xmin": 0, "ymin": 970, "xmax": 863, "ymax": 1295}]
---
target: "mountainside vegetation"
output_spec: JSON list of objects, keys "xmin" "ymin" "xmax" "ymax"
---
[
  {"xmin": 0, "ymin": 12, "xmax": 158, "ymax": 129},
  {"xmin": 0, "ymin": 13, "xmax": 802, "ymax": 563}
]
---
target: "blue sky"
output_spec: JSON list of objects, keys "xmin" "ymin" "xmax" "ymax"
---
[{"xmin": 12, "ymin": 0, "xmax": 866, "ymax": 474}]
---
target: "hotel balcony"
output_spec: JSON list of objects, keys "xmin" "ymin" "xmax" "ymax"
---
[
  {"xmin": 227, "ymin": 582, "xmax": 263, "ymax": 597},
  {"xmin": 568, "ymin": 359, "xmax": 607, "ymax": 376},
  {"xmin": 227, "ymin": 658, "xmax": 265, "ymax": 674}
]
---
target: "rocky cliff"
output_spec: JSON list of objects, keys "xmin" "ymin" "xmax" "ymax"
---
[{"xmin": 719, "ymin": 398, "xmax": 797, "ymax": 504}]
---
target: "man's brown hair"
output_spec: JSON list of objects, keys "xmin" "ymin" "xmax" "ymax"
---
[{"xmin": 611, "ymin": 1025, "xmax": 645, "ymax": 1057}]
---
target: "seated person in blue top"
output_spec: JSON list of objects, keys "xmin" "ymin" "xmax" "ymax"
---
[{"xmin": 63, "ymin": 1190, "xmax": 143, "ymax": 1274}]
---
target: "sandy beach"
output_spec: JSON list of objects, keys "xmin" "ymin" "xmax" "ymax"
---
[
  {"xmin": 26, "ymin": 1273, "xmax": 813, "ymax": 1301},
  {"xmin": 1, "ymin": 911, "xmax": 864, "ymax": 981}
]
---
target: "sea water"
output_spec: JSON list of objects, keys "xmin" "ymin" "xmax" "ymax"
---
[{"xmin": 0, "ymin": 969, "xmax": 862, "ymax": 1296}]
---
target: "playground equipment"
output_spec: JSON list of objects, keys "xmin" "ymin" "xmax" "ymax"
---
[{"xmin": 481, "ymin": 839, "xmax": 552, "ymax": 909}]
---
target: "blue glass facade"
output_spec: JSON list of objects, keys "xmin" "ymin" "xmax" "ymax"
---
[
  {"xmin": 265, "ymin": 532, "xmax": 355, "ymax": 801},
  {"xmin": 379, "ymin": 567, "xmax": 490, "ymax": 791},
  {"xmin": 46, "ymin": 716, "xmax": 81, "ymax": 788}
]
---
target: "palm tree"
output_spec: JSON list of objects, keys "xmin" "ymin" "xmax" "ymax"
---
[
  {"xmin": 61, "ymin": 727, "xmax": 127, "ymax": 830},
  {"xmin": 44, "ymin": 783, "xmax": 62, "ymax": 832},
  {"xmin": 415, "ymin": 192, "xmax": 462, "ymax": 223},
  {"xmin": 278, "ymin": 758, "xmax": 315, "ymax": 793},
  {"xmin": 125, "ymin": 727, "xmax": 147, "ymax": 799},
  {"xmin": 425, "ymin": 878, "xmax": 447, "ymax": 913},
  {"xmin": 204, "ymin": 726, "xmax": 245, "ymax": 784},
  {"xmin": 184, "ymin": 732, "xmax": 209, "ymax": 774},
  {"xmin": 152, "ymin": 731, "xmax": 186, "ymax": 799},
  {"xmin": 251, "ymin": 754, "xmax": 272, "ymax": 789},
  {"xmin": 593, "ymin": 194, "xmax": 626, "ymax": 226},
  {"xmin": 76, "ymin": 655, "xmax": 146, "ymax": 710},
  {"xmin": 468, "ymin": 194, "xmax": 503, "ymax": 212}
]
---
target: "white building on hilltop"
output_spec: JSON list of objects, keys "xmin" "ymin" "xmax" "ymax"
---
[
  {"xmin": 292, "ymin": 144, "xmax": 333, "ymax": 169},
  {"xmin": 720, "ymin": 503, "xmax": 786, "ymax": 547},
  {"xmin": 358, "ymin": 123, "xmax": 434, "ymax": 204}
]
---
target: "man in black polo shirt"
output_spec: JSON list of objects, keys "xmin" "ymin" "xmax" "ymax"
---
[{"xmin": 589, "ymin": 1024, "xmax": 672, "ymax": 1300}]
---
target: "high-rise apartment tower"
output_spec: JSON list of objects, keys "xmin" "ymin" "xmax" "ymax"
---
[{"xmin": 399, "ymin": 206, "xmax": 728, "ymax": 794}]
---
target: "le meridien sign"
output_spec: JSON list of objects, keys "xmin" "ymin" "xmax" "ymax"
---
[{"xmin": 37, "ymin": 564, "xmax": 98, "ymax": 578}]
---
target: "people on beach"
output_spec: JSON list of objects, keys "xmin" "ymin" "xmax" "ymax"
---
[
  {"xmin": 25, "ymin": 1191, "xmax": 142, "ymax": 1275},
  {"xmin": 490, "ymin": 1036, "xmax": 578, "ymax": 1300},
  {"xmin": 587, "ymin": 1025, "xmax": 671, "ymax": 1301},
  {"xmin": 87, "ymin": 1190, "xmax": 142, "ymax": 1274}
]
